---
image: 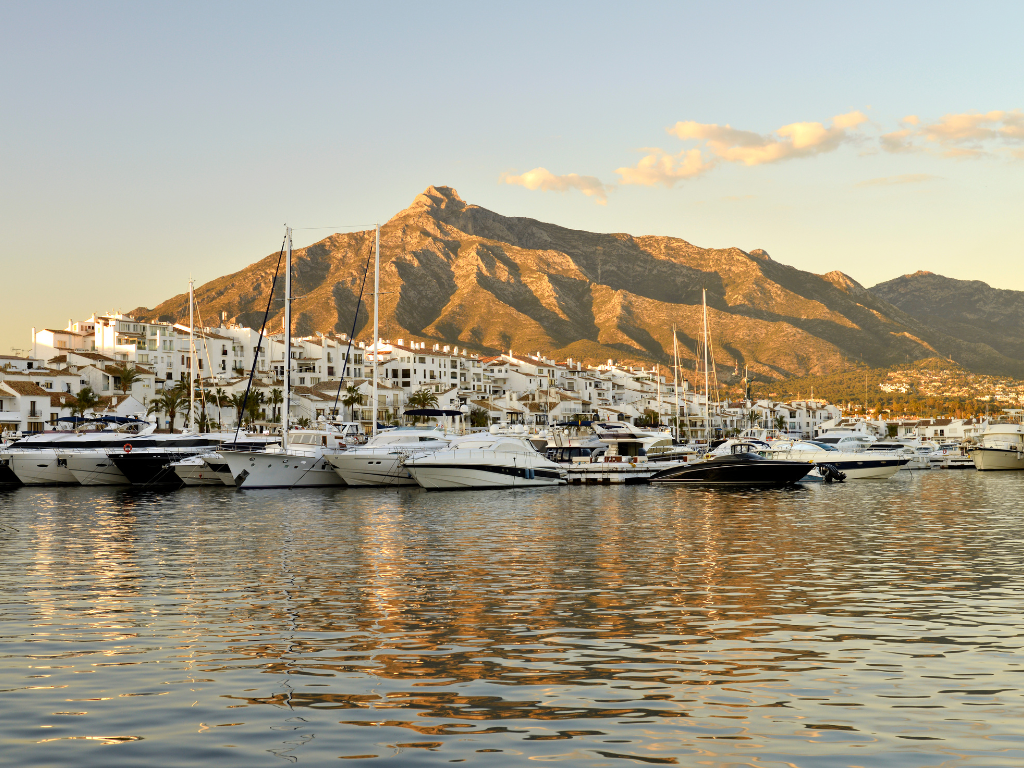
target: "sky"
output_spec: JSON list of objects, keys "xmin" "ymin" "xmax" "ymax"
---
[{"xmin": 1, "ymin": 0, "xmax": 1022, "ymax": 354}]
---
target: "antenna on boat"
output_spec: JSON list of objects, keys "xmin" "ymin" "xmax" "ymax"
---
[{"xmin": 189, "ymin": 276, "xmax": 195, "ymax": 434}]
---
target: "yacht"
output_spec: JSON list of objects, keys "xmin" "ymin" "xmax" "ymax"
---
[
  {"xmin": 0, "ymin": 420, "xmax": 155, "ymax": 486},
  {"xmin": 864, "ymin": 440, "xmax": 931, "ymax": 470},
  {"xmin": 547, "ymin": 422, "xmax": 695, "ymax": 484},
  {"xmin": 969, "ymin": 419, "xmax": 1024, "ymax": 470},
  {"xmin": 650, "ymin": 439, "xmax": 813, "ymax": 486},
  {"xmin": 219, "ymin": 426, "xmax": 353, "ymax": 489},
  {"xmin": 107, "ymin": 433, "xmax": 277, "ymax": 487},
  {"xmin": 766, "ymin": 439, "xmax": 908, "ymax": 479},
  {"xmin": 171, "ymin": 452, "xmax": 236, "ymax": 486},
  {"xmin": 814, "ymin": 434, "xmax": 876, "ymax": 452},
  {"xmin": 404, "ymin": 427, "xmax": 567, "ymax": 489},
  {"xmin": 325, "ymin": 427, "xmax": 453, "ymax": 486}
]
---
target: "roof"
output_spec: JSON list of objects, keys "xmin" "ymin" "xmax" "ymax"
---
[
  {"xmin": 1, "ymin": 381, "xmax": 50, "ymax": 397},
  {"xmin": 74, "ymin": 352, "xmax": 116, "ymax": 363},
  {"xmin": 49, "ymin": 393, "xmax": 79, "ymax": 407}
]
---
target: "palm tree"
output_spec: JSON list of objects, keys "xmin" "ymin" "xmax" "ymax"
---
[
  {"xmin": 774, "ymin": 414, "xmax": 788, "ymax": 434},
  {"xmin": 213, "ymin": 387, "xmax": 228, "ymax": 430},
  {"xmin": 146, "ymin": 399, "xmax": 164, "ymax": 431},
  {"xmin": 341, "ymin": 384, "xmax": 364, "ymax": 422},
  {"xmin": 245, "ymin": 390, "xmax": 265, "ymax": 426},
  {"xmin": 268, "ymin": 388, "xmax": 283, "ymax": 422},
  {"xmin": 469, "ymin": 406, "xmax": 489, "ymax": 428},
  {"xmin": 228, "ymin": 392, "xmax": 247, "ymax": 428},
  {"xmin": 160, "ymin": 384, "xmax": 188, "ymax": 432},
  {"xmin": 72, "ymin": 385, "xmax": 98, "ymax": 420},
  {"xmin": 406, "ymin": 388, "xmax": 438, "ymax": 423},
  {"xmin": 109, "ymin": 364, "xmax": 141, "ymax": 397}
]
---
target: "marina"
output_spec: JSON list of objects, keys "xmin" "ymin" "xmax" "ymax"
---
[{"xmin": 2, "ymin": 472, "xmax": 1022, "ymax": 767}]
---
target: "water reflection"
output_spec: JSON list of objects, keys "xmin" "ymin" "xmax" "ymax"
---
[{"xmin": 1, "ymin": 474, "xmax": 1023, "ymax": 766}]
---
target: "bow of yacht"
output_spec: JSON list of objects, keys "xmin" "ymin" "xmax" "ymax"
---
[{"xmin": 324, "ymin": 427, "xmax": 453, "ymax": 486}]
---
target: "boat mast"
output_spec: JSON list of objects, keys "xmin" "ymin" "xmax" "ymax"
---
[
  {"xmin": 372, "ymin": 223, "xmax": 379, "ymax": 438},
  {"xmin": 702, "ymin": 288, "xmax": 710, "ymax": 445},
  {"xmin": 282, "ymin": 226, "xmax": 291, "ymax": 451},
  {"xmin": 672, "ymin": 325, "xmax": 679, "ymax": 442},
  {"xmin": 189, "ymin": 277, "xmax": 195, "ymax": 433}
]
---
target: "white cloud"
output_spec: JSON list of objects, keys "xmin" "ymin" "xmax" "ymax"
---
[
  {"xmin": 667, "ymin": 111, "xmax": 868, "ymax": 166},
  {"xmin": 615, "ymin": 148, "xmax": 713, "ymax": 187},
  {"xmin": 880, "ymin": 110, "xmax": 1024, "ymax": 157},
  {"xmin": 501, "ymin": 168, "xmax": 610, "ymax": 204}
]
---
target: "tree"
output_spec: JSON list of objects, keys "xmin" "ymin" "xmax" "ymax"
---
[
  {"xmin": 72, "ymin": 386, "xmax": 98, "ymax": 419},
  {"xmin": 212, "ymin": 387, "xmax": 228, "ymax": 430},
  {"xmin": 146, "ymin": 398, "xmax": 163, "ymax": 430},
  {"xmin": 773, "ymin": 414, "xmax": 788, "ymax": 433},
  {"xmin": 341, "ymin": 385, "xmax": 364, "ymax": 422},
  {"xmin": 245, "ymin": 390, "xmax": 265, "ymax": 426},
  {"xmin": 295, "ymin": 416, "xmax": 311, "ymax": 429},
  {"xmin": 160, "ymin": 384, "xmax": 188, "ymax": 432},
  {"xmin": 228, "ymin": 392, "xmax": 248, "ymax": 428},
  {"xmin": 636, "ymin": 409, "xmax": 660, "ymax": 428},
  {"xmin": 109, "ymin": 364, "xmax": 141, "ymax": 396},
  {"xmin": 406, "ymin": 388, "xmax": 438, "ymax": 422},
  {"xmin": 268, "ymin": 388, "xmax": 283, "ymax": 422},
  {"xmin": 469, "ymin": 406, "xmax": 489, "ymax": 428}
]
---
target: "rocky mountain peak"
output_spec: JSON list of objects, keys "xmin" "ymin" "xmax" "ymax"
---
[
  {"xmin": 820, "ymin": 270, "xmax": 866, "ymax": 294},
  {"xmin": 408, "ymin": 185, "xmax": 466, "ymax": 214},
  {"xmin": 747, "ymin": 248, "xmax": 772, "ymax": 261}
]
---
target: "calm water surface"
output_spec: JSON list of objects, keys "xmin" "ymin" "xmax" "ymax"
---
[{"xmin": 1, "ymin": 472, "xmax": 1023, "ymax": 767}]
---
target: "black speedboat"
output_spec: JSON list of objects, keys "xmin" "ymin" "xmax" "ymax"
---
[{"xmin": 650, "ymin": 440, "xmax": 812, "ymax": 486}]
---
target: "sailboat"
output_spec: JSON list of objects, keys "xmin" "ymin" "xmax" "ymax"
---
[
  {"xmin": 651, "ymin": 289, "xmax": 812, "ymax": 486},
  {"xmin": 219, "ymin": 226, "xmax": 352, "ymax": 488}
]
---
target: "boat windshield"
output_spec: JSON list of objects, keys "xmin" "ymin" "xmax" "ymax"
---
[{"xmin": 802, "ymin": 441, "xmax": 838, "ymax": 451}]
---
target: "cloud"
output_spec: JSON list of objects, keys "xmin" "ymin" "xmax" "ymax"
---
[
  {"xmin": 667, "ymin": 111, "xmax": 868, "ymax": 166},
  {"xmin": 881, "ymin": 110, "xmax": 1024, "ymax": 157},
  {"xmin": 615, "ymin": 148, "xmax": 713, "ymax": 187},
  {"xmin": 855, "ymin": 174, "xmax": 942, "ymax": 188},
  {"xmin": 501, "ymin": 168, "xmax": 610, "ymax": 204}
]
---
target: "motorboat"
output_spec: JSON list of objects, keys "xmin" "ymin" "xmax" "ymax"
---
[
  {"xmin": 766, "ymin": 439, "xmax": 908, "ymax": 479},
  {"xmin": 813, "ymin": 434, "xmax": 876, "ymax": 452},
  {"xmin": 404, "ymin": 427, "xmax": 567, "ymax": 489},
  {"xmin": 968, "ymin": 419, "xmax": 1024, "ymax": 470},
  {"xmin": 219, "ymin": 426, "xmax": 352, "ymax": 489},
  {"xmin": 0, "ymin": 420, "xmax": 155, "ymax": 486},
  {"xmin": 325, "ymin": 427, "xmax": 453, "ymax": 486},
  {"xmin": 864, "ymin": 440, "xmax": 931, "ymax": 470},
  {"xmin": 928, "ymin": 442, "xmax": 974, "ymax": 469},
  {"xmin": 547, "ymin": 422, "xmax": 695, "ymax": 484},
  {"xmin": 650, "ymin": 439, "xmax": 813, "ymax": 486},
  {"xmin": 171, "ymin": 453, "xmax": 235, "ymax": 486},
  {"xmin": 107, "ymin": 433, "xmax": 278, "ymax": 487}
]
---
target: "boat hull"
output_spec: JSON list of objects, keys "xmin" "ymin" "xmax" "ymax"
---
[
  {"xmin": 66, "ymin": 452, "xmax": 130, "ymax": 485},
  {"xmin": 408, "ymin": 463, "xmax": 566, "ymax": 489},
  {"xmin": 970, "ymin": 447, "xmax": 1024, "ymax": 471},
  {"xmin": 109, "ymin": 453, "xmax": 192, "ymax": 487},
  {"xmin": 221, "ymin": 451, "xmax": 346, "ymax": 489},
  {"xmin": 0, "ymin": 458, "xmax": 22, "ymax": 485},
  {"xmin": 4, "ymin": 451, "xmax": 78, "ymax": 485},
  {"xmin": 651, "ymin": 457, "xmax": 812, "ymax": 485},
  {"xmin": 326, "ymin": 452, "xmax": 417, "ymax": 486},
  {"xmin": 173, "ymin": 461, "xmax": 230, "ymax": 486}
]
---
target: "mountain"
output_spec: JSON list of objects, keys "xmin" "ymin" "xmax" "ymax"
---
[
  {"xmin": 871, "ymin": 271, "xmax": 1024, "ymax": 363},
  {"xmin": 132, "ymin": 186, "xmax": 1024, "ymax": 380}
]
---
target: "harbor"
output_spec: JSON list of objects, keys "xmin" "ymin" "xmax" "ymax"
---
[{"xmin": 2, "ymin": 472, "xmax": 1022, "ymax": 766}]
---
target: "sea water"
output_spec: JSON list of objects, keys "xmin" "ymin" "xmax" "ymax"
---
[{"xmin": 1, "ymin": 472, "xmax": 1022, "ymax": 766}]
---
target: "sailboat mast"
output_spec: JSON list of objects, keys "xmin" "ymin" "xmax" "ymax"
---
[
  {"xmin": 672, "ymin": 325, "xmax": 679, "ymax": 442},
  {"xmin": 372, "ymin": 223, "xmax": 379, "ymax": 438},
  {"xmin": 189, "ymin": 277, "xmax": 195, "ymax": 433},
  {"xmin": 702, "ymin": 288, "xmax": 710, "ymax": 445},
  {"xmin": 282, "ymin": 226, "xmax": 291, "ymax": 451}
]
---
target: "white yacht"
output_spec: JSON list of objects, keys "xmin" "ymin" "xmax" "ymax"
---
[
  {"xmin": 547, "ymin": 422, "xmax": 694, "ymax": 484},
  {"xmin": 172, "ymin": 453, "xmax": 235, "ymax": 486},
  {"xmin": 969, "ymin": 419, "xmax": 1024, "ymax": 470},
  {"xmin": 814, "ymin": 434, "xmax": 876, "ymax": 452},
  {"xmin": 404, "ymin": 427, "xmax": 567, "ymax": 489},
  {"xmin": 864, "ymin": 440, "xmax": 931, "ymax": 470},
  {"xmin": 220, "ymin": 426, "xmax": 354, "ymax": 488},
  {"xmin": 766, "ymin": 439, "xmax": 908, "ymax": 479},
  {"xmin": 325, "ymin": 427, "xmax": 453, "ymax": 486},
  {"xmin": 0, "ymin": 421, "xmax": 155, "ymax": 486}
]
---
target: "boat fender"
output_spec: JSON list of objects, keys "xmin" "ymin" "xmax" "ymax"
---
[
  {"xmin": 123, "ymin": 444, "xmax": 133, "ymax": 454},
  {"xmin": 819, "ymin": 463, "xmax": 846, "ymax": 483}
]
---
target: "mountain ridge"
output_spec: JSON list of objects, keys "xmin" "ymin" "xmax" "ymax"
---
[{"xmin": 132, "ymin": 186, "xmax": 1024, "ymax": 380}]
